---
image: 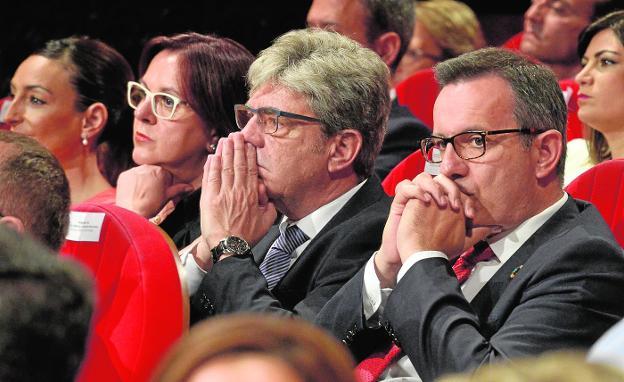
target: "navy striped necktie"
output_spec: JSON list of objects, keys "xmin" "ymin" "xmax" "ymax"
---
[{"xmin": 259, "ymin": 225, "xmax": 309, "ymax": 290}]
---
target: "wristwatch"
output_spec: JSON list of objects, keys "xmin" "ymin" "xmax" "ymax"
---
[{"xmin": 210, "ymin": 236, "xmax": 252, "ymax": 264}]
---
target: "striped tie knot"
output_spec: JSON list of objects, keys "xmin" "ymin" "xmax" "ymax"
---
[{"xmin": 259, "ymin": 225, "xmax": 309, "ymax": 290}]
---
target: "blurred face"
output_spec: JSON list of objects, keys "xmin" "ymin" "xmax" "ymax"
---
[
  {"xmin": 6, "ymin": 55, "xmax": 85, "ymax": 163},
  {"xmin": 521, "ymin": 0, "xmax": 595, "ymax": 64},
  {"xmin": 307, "ymin": 0, "xmax": 370, "ymax": 48},
  {"xmin": 575, "ymin": 29, "xmax": 624, "ymax": 135},
  {"xmin": 240, "ymin": 84, "xmax": 330, "ymax": 218},
  {"xmin": 433, "ymin": 75, "xmax": 538, "ymax": 232},
  {"xmin": 188, "ymin": 354, "xmax": 304, "ymax": 382},
  {"xmin": 394, "ymin": 21, "xmax": 443, "ymax": 84},
  {"xmin": 131, "ymin": 50, "xmax": 212, "ymax": 180}
]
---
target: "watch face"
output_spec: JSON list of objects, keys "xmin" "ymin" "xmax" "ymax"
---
[{"xmin": 225, "ymin": 236, "xmax": 250, "ymax": 255}]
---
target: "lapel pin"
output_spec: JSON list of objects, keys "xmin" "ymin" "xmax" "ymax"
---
[{"xmin": 510, "ymin": 265, "xmax": 523, "ymax": 279}]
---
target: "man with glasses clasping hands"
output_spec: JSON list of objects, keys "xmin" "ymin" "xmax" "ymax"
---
[
  {"xmin": 315, "ymin": 48, "xmax": 624, "ymax": 382},
  {"xmin": 183, "ymin": 29, "xmax": 392, "ymax": 324}
]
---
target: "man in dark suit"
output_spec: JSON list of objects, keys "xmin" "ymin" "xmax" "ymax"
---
[
  {"xmin": 184, "ymin": 29, "xmax": 391, "ymax": 323},
  {"xmin": 307, "ymin": 0, "xmax": 431, "ymax": 179},
  {"xmin": 316, "ymin": 47, "xmax": 624, "ymax": 382}
]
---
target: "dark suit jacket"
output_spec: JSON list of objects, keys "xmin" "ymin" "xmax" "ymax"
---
[
  {"xmin": 374, "ymin": 100, "xmax": 430, "ymax": 181},
  {"xmin": 190, "ymin": 177, "xmax": 391, "ymax": 324},
  {"xmin": 316, "ymin": 198, "xmax": 624, "ymax": 382}
]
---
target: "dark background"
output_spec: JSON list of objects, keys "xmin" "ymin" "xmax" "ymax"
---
[{"xmin": 0, "ymin": 1, "xmax": 530, "ymax": 95}]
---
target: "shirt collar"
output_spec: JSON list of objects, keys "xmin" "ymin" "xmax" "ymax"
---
[
  {"xmin": 278, "ymin": 179, "xmax": 367, "ymax": 242},
  {"xmin": 488, "ymin": 193, "xmax": 568, "ymax": 263}
]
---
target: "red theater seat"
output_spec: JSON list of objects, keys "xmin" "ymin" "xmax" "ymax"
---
[
  {"xmin": 61, "ymin": 203, "xmax": 189, "ymax": 382},
  {"xmin": 502, "ymin": 32, "xmax": 523, "ymax": 51},
  {"xmin": 382, "ymin": 150, "xmax": 427, "ymax": 196},
  {"xmin": 559, "ymin": 79, "xmax": 584, "ymax": 141},
  {"xmin": 565, "ymin": 159, "xmax": 624, "ymax": 247},
  {"xmin": 395, "ymin": 68, "xmax": 438, "ymax": 129}
]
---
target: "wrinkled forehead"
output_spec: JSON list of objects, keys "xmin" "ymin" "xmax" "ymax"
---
[
  {"xmin": 558, "ymin": 0, "xmax": 597, "ymax": 21},
  {"xmin": 248, "ymin": 83, "xmax": 312, "ymax": 112}
]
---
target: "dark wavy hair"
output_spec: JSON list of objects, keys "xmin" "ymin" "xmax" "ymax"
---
[
  {"xmin": 35, "ymin": 36, "xmax": 135, "ymax": 186},
  {"xmin": 138, "ymin": 32, "xmax": 255, "ymax": 139}
]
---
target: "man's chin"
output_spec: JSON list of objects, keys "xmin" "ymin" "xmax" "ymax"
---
[{"xmin": 465, "ymin": 222, "xmax": 503, "ymax": 241}]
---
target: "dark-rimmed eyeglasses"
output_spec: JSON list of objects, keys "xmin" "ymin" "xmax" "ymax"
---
[
  {"xmin": 234, "ymin": 104, "xmax": 321, "ymax": 135},
  {"xmin": 127, "ymin": 81, "xmax": 190, "ymax": 120},
  {"xmin": 420, "ymin": 128, "xmax": 538, "ymax": 163}
]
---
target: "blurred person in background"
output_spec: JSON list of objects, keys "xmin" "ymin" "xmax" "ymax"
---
[
  {"xmin": 0, "ymin": 225, "xmax": 93, "ymax": 382},
  {"xmin": 115, "ymin": 33, "xmax": 254, "ymax": 249},
  {"xmin": 154, "ymin": 315, "xmax": 356, "ymax": 382},
  {"xmin": 439, "ymin": 351, "xmax": 624, "ymax": 382},
  {"xmin": 5, "ymin": 36, "xmax": 134, "ymax": 204},
  {"xmin": 520, "ymin": 0, "xmax": 621, "ymax": 80},
  {"xmin": 394, "ymin": 0, "xmax": 486, "ymax": 85}
]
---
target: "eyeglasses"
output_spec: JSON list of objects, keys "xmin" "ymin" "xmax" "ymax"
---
[
  {"xmin": 234, "ymin": 104, "xmax": 321, "ymax": 134},
  {"xmin": 127, "ymin": 81, "xmax": 189, "ymax": 120},
  {"xmin": 420, "ymin": 128, "xmax": 537, "ymax": 163}
]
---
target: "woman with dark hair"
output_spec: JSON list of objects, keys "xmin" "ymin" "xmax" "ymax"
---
[
  {"xmin": 153, "ymin": 315, "xmax": 357, "ymax": 382},
  {"xmin": 115, "ymin": 32, "xmax": 254, "ymax": 249},
  {"xmin": 566, "ymin": 10, "xmax": 624, "ymax": 183},
  {"xmin": 6, "ymin": 36, "xmax": 134, "ymax": 204}
]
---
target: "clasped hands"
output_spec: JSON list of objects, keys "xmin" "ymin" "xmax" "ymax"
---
[
  {"xmin": 375, "ymin": 172, "xmax": 487, "ymax": 288},
  {"xmin": 194, "ymin": 132, "xmax": 277, "ymax": 269}
]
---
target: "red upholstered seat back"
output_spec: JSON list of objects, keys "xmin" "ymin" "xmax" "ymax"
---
[
  {"xmin": 502, "ymin": 32, "xmax": 523, "ymax": 51},
  {"xmin": 559, "ymin": 78, "xmax": 584, "ymax": 142},
  {"xmin": 61, "ymin": 203, "xmax": 188, "ymax": 382},
  {"xmin": 382, "ymin": 150, "xmax": 427, "ymax": 196},
  {"xmin": 395, "ymin": 68, "xmax": 438, "ymax": 129},
  {"xmin": 565, "ymin": 159, "xmax": 624, "ymax": 247}
]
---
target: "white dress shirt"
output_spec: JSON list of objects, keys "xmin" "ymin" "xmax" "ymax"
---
[
  {"xmin": 362, "ymin": 193, "xmax": 568, "ymax": 381},
  {"xmin": 180, "ymin": 179, "xmax": 366, "ymax": 294},
  {"xmin": 587, "ymin": 318, "xmax": 624, "ymax": 372}
]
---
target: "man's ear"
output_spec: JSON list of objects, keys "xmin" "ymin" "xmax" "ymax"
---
[
  {"xmin": 0, "ymin": 216, "xmax": 26, "ymax": 234},
  {"xmin": 533, "ymin": 129, "xmax": 563, "ymax": 181},
  {"xmin": 371, "ymin": 31, "xmax": 401, "ymax": 70},
  {"xmin": 81, "ymin": 102, "xmax": 109, "ymax": 145},
  {"xmin": 327, "ymin": 129, "xmax": 363, "ymax": 176}
]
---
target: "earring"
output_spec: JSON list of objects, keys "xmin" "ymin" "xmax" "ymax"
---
[
  {"xmin": 208, "ymin": 143, "xmax": 217, "ymax": 154},
  {"xmin": 81, "ymin": 133, "xmax": 88, "ymax": 147}
]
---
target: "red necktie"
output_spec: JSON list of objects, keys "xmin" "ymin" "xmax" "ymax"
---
[
  {"xmin": 355, "ymin": 242, "xmax": 496, "ymax": 382},
  {"xmin": 452, "ymin": 241, "xmax": 496, "ymax": 284},
  {"xmin": 355, "ymin": 343, "xmax": 403, "ymax": 382}
]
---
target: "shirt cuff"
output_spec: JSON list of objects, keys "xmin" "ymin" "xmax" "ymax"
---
[
  {"xmin": 397, "ymin": 251, "xmax": 448, "ymax": 282},
  {"xmin": 180, "ymin": 244, "xmax": 208, "ymax": 295},
  {"xmin": 363, "ymin": 252, "xmax": 393, "ymax": 321}
]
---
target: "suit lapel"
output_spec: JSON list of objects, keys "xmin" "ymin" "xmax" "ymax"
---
[
  {"xmin": 470, "ymin": 197, "xmax": 582, "ymax": 320},
  {"xmin": 284, "ymin": 177, "xmax": 385, "ymax": 274}
]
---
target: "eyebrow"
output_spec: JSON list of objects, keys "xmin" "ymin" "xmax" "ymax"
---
[
  {"xmin": 594, "ymin": 49, "xmax": 622, "ymax": 57},
  {"xmin": 138, "ymin": 79, "xmax": 181, "ymax": 97},
  {"xmin": 10, "ymin": 83, "xmax": 53, "ymax": 95}
]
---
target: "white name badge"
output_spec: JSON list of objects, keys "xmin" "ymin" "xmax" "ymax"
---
[{"xmin": 66, "ymin": 212, "xmax": 106, "ymax": 242}]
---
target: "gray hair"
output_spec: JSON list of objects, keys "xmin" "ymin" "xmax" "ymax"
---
[
  {"xmin": 248, "ymin": 28, "xmax": 391, "ymax": 179},
  {"xmin": 434, "ymin": 47, "xmax": 567, "ymax": 181},
  {"xmin": 362, "ymin": 0, "xmax": 415, "ymax": 71}
]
